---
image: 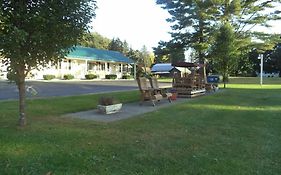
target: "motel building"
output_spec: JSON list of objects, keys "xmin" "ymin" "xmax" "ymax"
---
[{"xmin": 0, "ymin": 46, "xmax": 134, "ymax": 80}]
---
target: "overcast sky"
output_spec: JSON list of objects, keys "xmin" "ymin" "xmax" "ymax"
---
[
  {"xmin": 91, "ymin": 0, "xmax": 171, "ymax": 51},
  {"xmin": 91, "ymin": 0, "xmax": 281, "ymax": 52}
]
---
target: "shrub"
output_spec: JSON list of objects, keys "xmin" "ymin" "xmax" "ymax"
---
[
  {"xmin": 63, "ymin": 74, "xmax": 74, "ymax": 80},
  {"xmin": 105, "ymin": 74, "xmax": 117, "ymax": 79},
  {"xmin": 122, "ymin": 75, "xmax": 131, "ymax": 79},
  {"xmin": 43, "ymin": 74, "xmax": 55, "ymax": 80},
  {"xmin": 85, "ymin": 74, "xmax": 97, "ymax": 80}
]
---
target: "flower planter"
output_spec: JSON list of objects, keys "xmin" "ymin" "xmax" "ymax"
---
[
  {"xmin": 171, "ymin": 93, "xmax": 177, "ymax": 100},
  {"xmin": 97, "ymin": 103, "xmax": 122, "ymax": 114}
]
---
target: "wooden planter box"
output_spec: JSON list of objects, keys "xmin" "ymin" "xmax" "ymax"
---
[{"xmin": 97, "ymin": 103, "xmax": 122, "ymax": 114}]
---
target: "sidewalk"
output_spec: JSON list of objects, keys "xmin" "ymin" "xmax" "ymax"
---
[{"xmin": 64, "ymin": 98, "xmax": 188, "ymax": 122}]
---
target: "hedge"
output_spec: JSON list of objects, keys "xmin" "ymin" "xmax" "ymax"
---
[
  {"xmin": 105, "ymin": 74, "xmax": 117, "ymax": 79},
  {"xmin": 122, "ymin": 75, "xmax": 131, "ymax": 79},
  {"xmin": 63, "ymin": 74, "xmax": 74, "ymax": 80},
  {"xmin": 85, "ymin": 74, "xmax": 97, "ymax": 80},
  {"xmin": 43, "ymin": 74, "xmax": 56, "ymax": 80}
]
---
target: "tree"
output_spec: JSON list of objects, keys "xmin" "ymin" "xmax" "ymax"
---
[
  {"xmin": 127, "ymin": 48, "xmax": 141, "ymax": 62},
  {"xmin": 249, "ymin": 42, "xmax": 281, "ymax": 76},
  {"xmin": 210, "ymin": 22, "xmax": 239, "ymax": 88},
  {"xmin": 153, "ymin": 41, "xmax": 185, "ymax": 64},
  {"xmin": 79, "ymin": 32, "xmax": 110, "ymax": 50},
  {"xmin": 108, "ymin": 38, "xmax": 124, "ymax": 53},
  {"xmin": 271, "ymin": 43, "xmax": 281, "ymax": 75},
  {"xmin": 122, "ymin": 40, "xmax": 130, "ymax": 56},
  {"xmin": 153, "ymin": 41, "xmax": 171, "ymax": 63},
  {"xmin": 139, "ymin": 46, "xmax": 150, "ymax": 73},
  {"xmin": 247, "ymin": 34, "xmax": 281, "ymax": 76},
  {"xmin": 156, "ymin": 0, "xmax": 281, "ymax": 78},
  {"xmin": 0, "ymin": 0, "xmax": 96, "ymax": 126},
  {"xmin": 234, "ymin": 53, "xmax": 255, "ymax": 77},
  {"xmin": 156, "ymin": 0, "xmax": 221, "ymax": 78},
  {"xmin": 108, "ymin": 38, "xmax": 132, "ymax": 57}
]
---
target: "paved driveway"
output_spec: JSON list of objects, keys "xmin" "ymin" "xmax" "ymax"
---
[{"xmin": 0, "ymin": 80, "xmax": 172, "ymax": 100}]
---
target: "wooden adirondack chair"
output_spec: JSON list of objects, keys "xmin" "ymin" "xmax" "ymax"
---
[
  {"xmin": 136, "ymin": 77, "xmax": 163, "ymax": 106},
  {"xmin": 149, "ymin": 77, "xmax": 172, "ymax": 102}
]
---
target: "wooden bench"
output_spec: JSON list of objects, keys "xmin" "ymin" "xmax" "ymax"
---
[{"xmin": 137, "ymin": 77, "xmax": 171, "ymax": 106}]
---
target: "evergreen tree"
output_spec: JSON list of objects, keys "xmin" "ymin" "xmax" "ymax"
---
[
  {"xmin": 122, "ymin": 40, "xmax": 130, "ymax": 56},
  {"xmin": 127, "ymin": 48, "xmax": 141, "ymax": 62},
  {"xmin": 79, "ymin": 32, "xmax": 111, "ymax": 49},
  {"xmin": 108, "ymin": 38, "xmax": 124, "ymax": 53},
  {"xmin": 140, "ymin": 46, "xmax": 150, "ymax": 73},
  {"xmin": 153, "ymin": 41, "xmax": 185, "ymax": 64},
  {"xmin": 156, "ymin": 0, "xmax": 281, "ymax": 78},
  {"xmin": 153, "ymin": 41, "xmax": 171, "ymax": 63},
  {"xmin": 271, "ymin": 43, "xmax": 281, "ymax": 75},
  {"xmin": 156, "ymin": 0, "xmax": 221, "ymax": 78},
  {"xmin": 211, "ymin": 22, "xmax": 239, "ymax": 88}
]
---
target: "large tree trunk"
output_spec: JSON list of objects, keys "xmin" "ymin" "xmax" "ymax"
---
[
  {"xmin": 17, "ymin": 67, "xmax": 27, "ymax": 126},
  {"xmin": 223, "ymin": 73, "xmax": 227, "ymax": 89},
  {"xmin": 198, "ymin": 19, "xmax": 207, "ymax": 83}
]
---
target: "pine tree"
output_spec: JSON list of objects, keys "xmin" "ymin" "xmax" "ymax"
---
[
  {"xmin": 156, "ymin": 0, "xmax": 281, "ymax": 77},
  {"xmin": 79, "ymin": 32, "xmax": 111, "ymax": 50},
  {"xmin": 211, "ymin": 22, "xmax": 239, "ymax": 88}
]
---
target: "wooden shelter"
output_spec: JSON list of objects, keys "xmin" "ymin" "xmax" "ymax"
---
[{"xmin": 172, "ymin": 62, "xmax": 206, "ymax": 98}]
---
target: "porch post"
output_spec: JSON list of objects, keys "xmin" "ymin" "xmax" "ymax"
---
[
  {"xmin": 85, "ymin": 60, "xmax": 88, "ymax": 75},
  {"xmin": 104, "ymin": 62, "xmax": 107, "ymax": 73}
]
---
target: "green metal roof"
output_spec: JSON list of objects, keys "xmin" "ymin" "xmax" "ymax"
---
[{"xmin": 66, "ymin": 46, "xmax": 134, "ymax": 64}]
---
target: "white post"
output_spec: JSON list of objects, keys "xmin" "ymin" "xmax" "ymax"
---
[
  {"xmin": 260, "ymin": 54, "xmax": 263, "ymax": 86},
  {"xmin": 105, "ymin": 62, "xmax": 107, "ymax": 73}
]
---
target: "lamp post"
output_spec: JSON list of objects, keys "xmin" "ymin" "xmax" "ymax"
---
[{"xmin": 258, "ymin": 54, "xmax": 263, "ymax": 86}]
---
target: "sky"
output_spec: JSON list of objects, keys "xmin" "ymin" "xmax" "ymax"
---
[
  {"xmin": 91, "ymin": 0, "xmax": 171, "ymax": 51},
  {"xmin": 91, "ymin": 0, "xmax": 281, "ymax": 52}
]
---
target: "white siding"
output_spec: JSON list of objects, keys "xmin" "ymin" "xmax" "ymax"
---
[{"xmin": 0, "ymin": 58, "xmax": 131, "ymax": 80}]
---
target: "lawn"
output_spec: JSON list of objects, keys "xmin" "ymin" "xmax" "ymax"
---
[
  {"xmin": 0, "ymin": 79, "xmax": 281, "ymax": 174},
  {"xmin": 158, "ymin": 76, "xmax": 281, "ymax": 84}
]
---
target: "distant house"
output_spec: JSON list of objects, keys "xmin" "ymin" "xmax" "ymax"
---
[
  {"xmin": 0, "ymin": 46, "xmax": 134, "ymax": 80},
  {"xmin": 151, "ymin": 63, "xmax": 190, "ymax": 77},
  {"xmin": 256, "ymin": 71, "xmax": 280, "ymax": 78}
]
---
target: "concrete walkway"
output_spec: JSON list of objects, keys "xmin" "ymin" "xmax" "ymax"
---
[{"xmin": 64, "ymin": 98, "xmax": 188, "ymax": 122}]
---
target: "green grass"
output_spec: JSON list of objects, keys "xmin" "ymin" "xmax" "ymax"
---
[
  {"xmin": 158, "ymin": 76, "xmax": 281, "ymax": 84},
  {"xmin": 1, "ymin": 81, "xmax": 281, "ymax": 174},
  {"xmin": 228, "ymin": 77, "xmax": 281, "ymax": 84}
]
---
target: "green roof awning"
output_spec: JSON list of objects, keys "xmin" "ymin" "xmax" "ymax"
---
[{"xmin": 66, "ymin": 46, "xmax": 134, "ymax": 64}]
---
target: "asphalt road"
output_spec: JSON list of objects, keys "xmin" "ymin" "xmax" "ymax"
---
[{"xmin": 0, "ymin": 80, "xmax": 172, "ymax": 101}]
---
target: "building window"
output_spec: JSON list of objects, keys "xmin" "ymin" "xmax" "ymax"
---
[
  {"xmin": 119, "ymin": 64, "xmax": 122, "ymax": 73},
  {"xmin": 68, "ymin": 60, "xmax": 71, "ymax": 70},
  {"xmin": 88, "ymin": 63, "xmax": 95, "ymax": 70},
  {"xmin": 97, "ymin": 62, "xmax": 101, "ymax": 71},
  {"xmin": 101, "ymin": 63, "xmax": 105, "ymax": 71},
  {"xmin": 55, "ymin": 61, "xmax": 62, "ymax": 69},
  {"xmin": 123, "ymin": 64, "xmax": 128, "ymax": 73},
  {"xmin": 107, "ymin": 63, "xmax": 110, "ymax": 70}
]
